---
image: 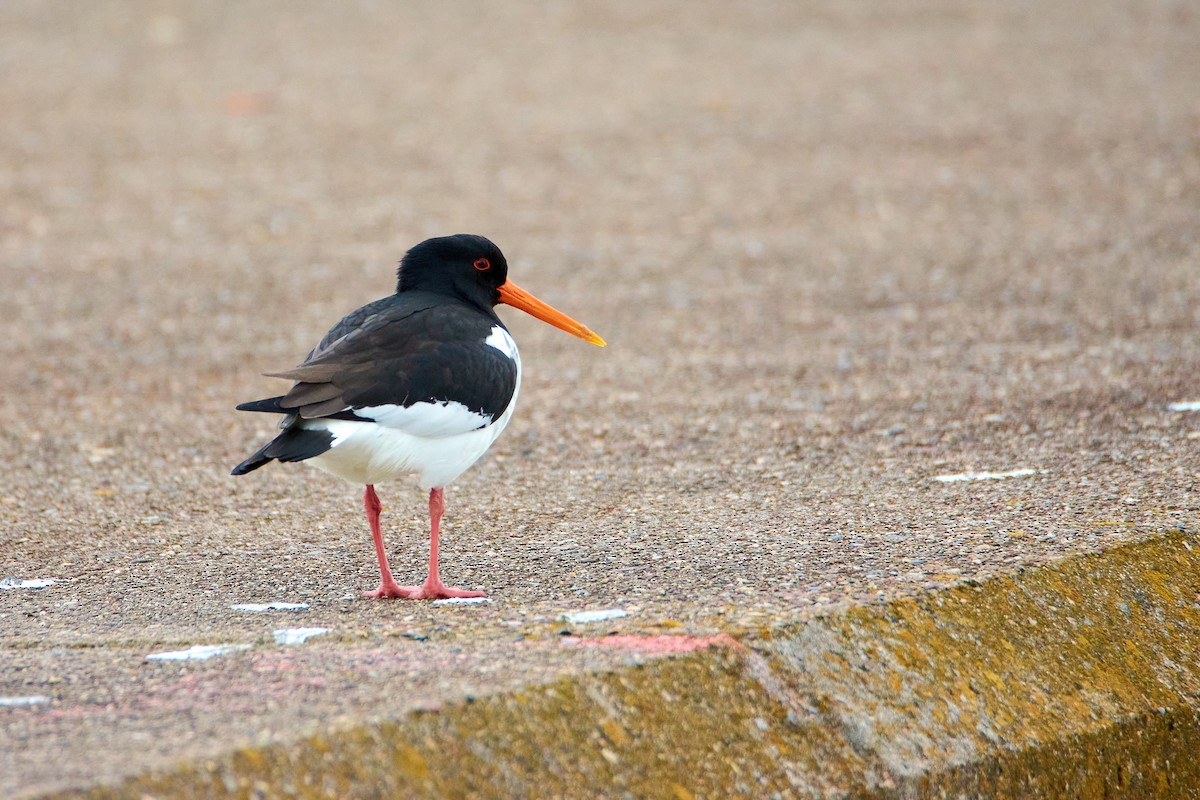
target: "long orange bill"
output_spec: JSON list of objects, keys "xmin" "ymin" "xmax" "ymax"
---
[{"xmin": 498, "ymin": 280, "xmax": 606, "ymax": 346}]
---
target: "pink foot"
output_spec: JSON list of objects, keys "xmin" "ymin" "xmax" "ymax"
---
[
  {"xmin": 363, "ymin": 577, "xmax": 486, "ymax": 601},
  {"xmin": 359, "ymin": 486, "xmax": 487, "ymax": 601},
  {"xmin": 362, "ymin": 576, "xmax": 415, "ymax": 599}
]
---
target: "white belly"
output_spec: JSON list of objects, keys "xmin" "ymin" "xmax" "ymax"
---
[
  {"xmin": 303, "ymin": 327, "xmax": 521, "ymax": 488},
  {"xmin": 305, "ymin": 410, "xmax": 513, "ymax": 488}
]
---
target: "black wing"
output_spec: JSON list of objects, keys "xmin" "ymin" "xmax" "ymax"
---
[{"xmin": 239, "ymin": 293, "xmax": 518, "ymax": 422}]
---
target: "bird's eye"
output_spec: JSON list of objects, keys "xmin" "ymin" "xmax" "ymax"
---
[{"xmin": 473, "ymin": 258, "xmax": 491, "ymax": 271}]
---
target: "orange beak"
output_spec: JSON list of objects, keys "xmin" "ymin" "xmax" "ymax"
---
[{"xmin": 498, "ymin": 280, "xmax": 606, "ymax": 346}]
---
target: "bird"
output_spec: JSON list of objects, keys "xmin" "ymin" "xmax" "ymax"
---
[{"xmin": 231, "ymin": 234, "xmax": 605, "ymax": 600}]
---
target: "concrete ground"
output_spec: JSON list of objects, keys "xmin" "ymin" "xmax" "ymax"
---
[{"xmin": 1, "ymin": 1, "xmax": 1198, "ymax": 796}]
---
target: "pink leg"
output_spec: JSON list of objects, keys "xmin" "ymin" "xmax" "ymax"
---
[
  {"xmin": 409, "ymin": 487, "xmax": 487, "ymax": 599},
  {"xmin": 361, "ymin": 486, "xmax": 486, "ymax": 601},
  {"xmin": 362, "ymin": 485, "xmax": 409, "ymax": 599}
]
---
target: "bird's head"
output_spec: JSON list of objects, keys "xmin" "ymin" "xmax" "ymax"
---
[{"xmin": 397, "ymin": 234, "xmax": 605, "ymax": 346}]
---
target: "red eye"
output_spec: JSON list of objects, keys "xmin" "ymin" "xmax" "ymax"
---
[{"xmin": 473, "ymin": 258, "xmax": 491, "ymax": 271}]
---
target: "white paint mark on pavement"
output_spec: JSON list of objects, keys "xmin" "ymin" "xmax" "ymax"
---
[
  {"xmin": 0, "ymin": 577, "xmax": 58, "ymax": 590},
  {"xmin": 146, "ymin": 644, "xmax": 251, "ymax": 661},
  {"xmin": 559, "ymin": 608, "xmax": 629, "ymax": 624},
  {"xmin": 933, "ymin": 468, "xmax": 1043, "ymax": 483},
  {"xmin": 273, "ymin": 627, "xmax": 330, "ymax": 646},
  {"xmin": 229, "ymin": 602, "xmax": 310, "ymax": 612}
]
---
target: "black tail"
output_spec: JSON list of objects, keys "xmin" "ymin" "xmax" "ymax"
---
[
  {"xmin": 231, "ymin": 441, "xmax": 275, "ymax": 475},
  {"xmin": 231, "ymin": 427, "xmax": 335, "ymax": 475}
]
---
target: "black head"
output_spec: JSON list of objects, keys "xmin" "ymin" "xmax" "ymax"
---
[{"xmin": 396, "ymin": 234, "xmax": 509, "ymax": 307}]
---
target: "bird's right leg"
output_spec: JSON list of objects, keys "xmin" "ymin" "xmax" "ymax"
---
[{"xmin": 362, "ymin": 484, "xmax": 410, "ymax": 599}]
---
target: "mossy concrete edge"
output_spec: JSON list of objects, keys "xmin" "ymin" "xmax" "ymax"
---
[{"xmin": 51, "ymin": 532, "xmax": 1200, "ymax": 798}]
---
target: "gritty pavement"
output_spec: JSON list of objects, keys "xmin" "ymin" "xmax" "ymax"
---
[{"xmin": 1, "ymin": 1, "xmax": 1198, "ymax": 796}]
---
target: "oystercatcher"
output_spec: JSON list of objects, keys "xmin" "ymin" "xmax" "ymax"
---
[{"xmin": 231, "ymin": 234, "xmax": 604, "ymax": 599}]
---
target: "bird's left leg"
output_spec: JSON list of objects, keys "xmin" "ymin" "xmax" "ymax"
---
[{"xmin": 400, "ymin": 487, "xmax": 486, "ymax": 600}]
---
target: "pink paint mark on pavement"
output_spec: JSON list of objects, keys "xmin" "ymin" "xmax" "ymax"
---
[{"xmin": 560, "ymin": 633, "xmax": 742, "ymax": 655}]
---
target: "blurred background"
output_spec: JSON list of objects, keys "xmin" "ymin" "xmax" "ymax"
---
[{"xmin": 1, "ymin": 0, "xmax": 1198, "ymax": 607}]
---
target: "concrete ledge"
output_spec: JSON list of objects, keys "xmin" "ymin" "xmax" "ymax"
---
[{"xmin": 51, "ymin": 532, "xmax": 1200, "ymax": 798}]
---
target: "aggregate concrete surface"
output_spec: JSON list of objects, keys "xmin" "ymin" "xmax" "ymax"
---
[{"xmin": 1, "ymin": 1, "xmax": 1198, "ymax": 797}]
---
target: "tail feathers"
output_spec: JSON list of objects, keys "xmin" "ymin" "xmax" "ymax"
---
[
  {"xmin": 231, "ymin": 427, "xmax": 335, "ymax": 476},
  {"xmin": 236, "ymin": 396, "xmax": 288, "ymax": 413},
  {"xmin": 231, "ymin": 445, "xmax": 273, "ymax": 475}
]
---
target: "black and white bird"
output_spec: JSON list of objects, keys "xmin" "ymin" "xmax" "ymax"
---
[{"xmin": 231, "ymin": 234, "xmax": 604, "ymax": 599}]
